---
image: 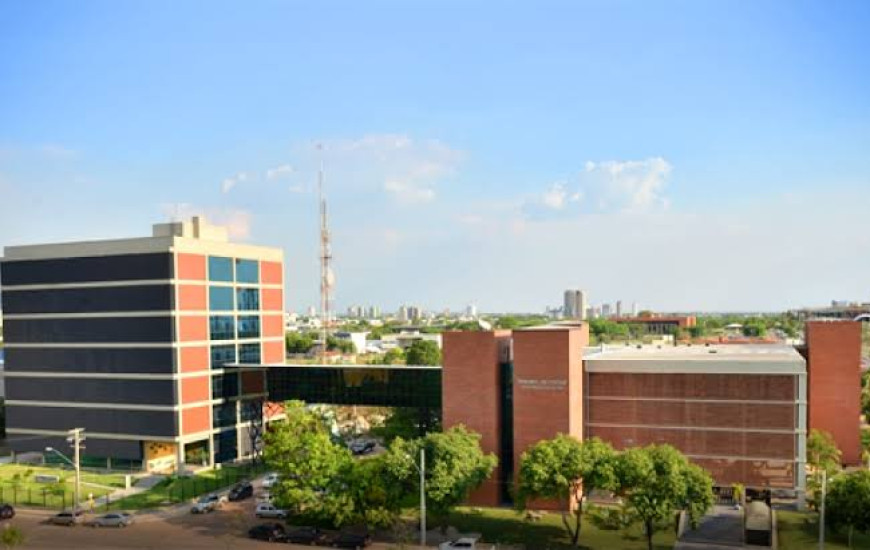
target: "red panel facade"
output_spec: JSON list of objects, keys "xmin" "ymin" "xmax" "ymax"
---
[
  {"xmin": 263, "ymin": 340, "xmax": 285, "ymax": 363},
  {"xmin": 806, "ymin": 321, "xmax": 862, "ymax": 465},
  {"xmin": 181, "ymin": 375, "xmax": 210, "ymax": 404},
  {"xmin": 262, "ymin": 288, "xmax": 283, "ymax": 311},
  {"xmin": 261, "ymin": 314, "xmax": 283, "ymax": 339},
  {"xmin": 442, "ymin": 330, "xmax": 510, "ymax": 506},
  {"xmin": 179, "ymin": 346, "xmax": 209, "ymax": 373},
  {"xmin": 177, "ymin": 284, "xmax": 207, "ymax": 310},
  {"xmin": 178, "ymin": 315, "xmax": 208, "ymax": 342},
  {"xmin": 177, "ymin": 253, "xmax": 206, "ymax": 280},
  {"xmin": 182, "ymin": 406, "xmax": 211, "ymax": 436},
  {"xmin": 261, "ymin": 261, "xmax": 283, "ymax": 285}
]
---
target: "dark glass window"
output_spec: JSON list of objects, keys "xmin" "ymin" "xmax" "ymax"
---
[
  {"xmin": 210, "ymin": 345, "xmax": 236, "ymax": 368},
  {"xmin": 240, "ymin": 400, "xmax": 262, "ymax": 422},
  {"xmin": 236, "ymin": 288, "xmax": 259, "ymax": 311},
  {"xmin": 213, "ymin": 428, "xmax": 238, "ymax": 463},
  {"xmin": 211, "ymin": 373, "xmax": 239, "ymax": 400},
  {"xmin": 208, "ymin": 256, "xmax": 233, "ymax": 282},
  {"xmin": 209, "ymin": 316, "xmax": 235, "ymax": 340},
  {"xmin": 237, "ymin": 316, "xmax": 260, "ymax": 339},
  {"xmin": 239, "ymin": 343, "xmax": 261, "ymax": 364},
  {"xmin": 209, "ymin": 287, "xmax": 234, "ymax": 311},
  {"xmin": 235, "ymin": 259, "xmax": 259, "ymax": 283},
  {"xmin": 213, "ymin": 403, "xmax": 237, "ymax": 428}
]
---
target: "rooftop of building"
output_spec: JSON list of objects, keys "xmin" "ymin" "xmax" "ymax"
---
[
  {"xmin": 584, "ymin": 343, "xmax": 805, "ymax": 374},
  {"xmin": 2, "ymin": 216, "xmax": 282, "ymax": 262}
]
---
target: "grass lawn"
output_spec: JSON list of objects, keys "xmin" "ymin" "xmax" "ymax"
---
[
  {"xmin": 109, "ymin": 464, "xmax": 265, "ymax": 510},
  {"xmin": 777, "ymin": 510, "xmax": 870, "ymax": 549},
  {"xmin": 0, "ymin": 464, "xmax": 124, "ymax": 508},
  {"xmin": 445, "ymin": 507, "xmax": 676, "ymax": 550}
]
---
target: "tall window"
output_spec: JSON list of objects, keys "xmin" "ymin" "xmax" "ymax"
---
[
  {"xmin": 236, "ymin": 288, "xmax": 259, "ymax": 311},
  {"xmin": 209, "ymin": 287, "xmax": 234, "ymax": 311},
  {"xmin": 237, "ymin": 316, "xmax": 260, "ymax": 339},
  {"xmin": 235, "ymin": 259, "xmax": 259, "ymax": 284},
  {"xmin": 210, "ymin": 345, "xmax": 236, "ymax": 368},
  {"xmin": 208, "ymin": 256, "xmax": 233, "ymax": 282},
  {"xmin": 239, "ymin": 343, "xmax": 261, "ymax": 364},
  {"xmin": 209, "ymin": 316, "xmax": 235, "ymax": 340}
]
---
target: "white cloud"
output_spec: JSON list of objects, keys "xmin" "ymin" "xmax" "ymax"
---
[
  {"xmin": 307, "ymin": 134, "xmax": 465, "ymax": 204},
  {"xmin": 266, "ymin": 164, "xmax": 294, "ymax": 181},
  {"xmin": 220, "ymin": 172, "xmax": 249, "ymax": 193},
  {"xmin": 159, "ymin": 203, "xmax": 253, "ymax": 240},
  {"xmin": 524, "ymin": 157, "xmax": 672, "ymax": 219}
]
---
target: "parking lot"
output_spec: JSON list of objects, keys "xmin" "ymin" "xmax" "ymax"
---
[{"xmin": 5, "ymin": 480, "xmax": 407, "ymax": 550}]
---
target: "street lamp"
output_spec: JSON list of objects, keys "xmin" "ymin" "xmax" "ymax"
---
[
  {"xmin": 406, "ymin": 448, "xmax": 426, "ymax": 547},
  {"xmin": 45, "ymin": 428, "xmax": 84, "ymax": 512}
]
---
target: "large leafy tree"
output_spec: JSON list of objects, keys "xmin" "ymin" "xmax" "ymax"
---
[
  {"xmin": 405, "ymin": 340, "xmax": 442, "ymax": 366},
  {"xmin": 515, "ymin": 435, "xmax": 617, "ymax": 547},
  {"xmin": 807, "ymin": 428, "xmax": 843, "ymax": 509},
  {"xmin": 343, "ymin": 443, "xmax": 415, "ymax": 529},
  {"xmin": 263, "ymin": 401, "xmax": 354, "ymax": 522},
  {"xmin": 825, "ymin": 470, "xmax": 870, "ymax": 548},
  {"xmin": 396, "ymin": 426, "xmax": 497, "ymax": 531},
  {"xmin": 617, "ymin": 445, "xmax": 714, "ymax": 550}
]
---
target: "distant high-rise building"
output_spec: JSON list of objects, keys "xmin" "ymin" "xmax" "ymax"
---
[
  {"xmin": 306, "ymin": 305, "xmax": 317, "ymax": 317},
  {"xmin": 407, "ymin": 306, "xmax": 422, "ymax": 322},
  {"xmin": 616, "ymin": 301, "xmax": 623, "ymax": 318},
  {"xmin": 397, "ymin": 305, "xmax": 409, "ymax": 322},
  {"xmin": 602, "ymin": 303, "xmax": 612, "ymax": 318},
  {"xmin": 632, "ymin": 302, "xmax": 640, "ymax": 317},
  {"xmin": 466, "ymin": 304, "xmax": 478, "ymax": 318},
  {"xmin": 366, "ymin": 305, "xmax": 380, "ymax": 319},
  {"xmin": 563, "ymin": 289, "xmax": 588, "ymax": 320}
]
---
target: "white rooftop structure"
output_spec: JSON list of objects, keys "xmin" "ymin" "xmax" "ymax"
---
[{"xmin": 584, "ymin": 344, "xmax": 806, "ymax": 374}]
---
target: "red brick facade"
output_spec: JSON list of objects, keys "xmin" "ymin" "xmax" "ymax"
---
[{"xmin": 805, "ymin": 321, "xmax": 862, "ymax": 465}]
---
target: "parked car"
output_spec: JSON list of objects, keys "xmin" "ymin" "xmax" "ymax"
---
[
  {"xmin": 284, "ymin": 526, "xmax": 326, "ymax": 545},
  {"xmin": 228, "ymin": 481, "xmax": 254, "ymax": 501},
  {"xmin": 439, "ymin": 538, "xmax": 479, "ymax": 549},
  {"xmin": 255, "ymin": 502, "xmax": 288, "ymax": 519},
  {"xmin": 0, "ymin": 504, "xmax": 14, "ymax": 520},
  {"xmin": 90, "ymin": 512, "xmax": 134, "ymax": 528},
  {"xmin": 247, "ymin": 523, "xmax": 285, "ymax": 542},
  {"xmin": 190, "ymin": 494, "xmax": 223, "ymax": 514},
  {"xmin": 348, "ymin": 439, "xmax": 376, "ymax": 456},
  {"xmin": 262, "ymin": 472, "xmax": 280, "ymax": 488},
  {"xmin": 328, "ymin": 532, "xmax": 372, "ymax": 549},
  {"xmin": 49, "ymin": 510, "xmax": 84, "ymax": 526}
]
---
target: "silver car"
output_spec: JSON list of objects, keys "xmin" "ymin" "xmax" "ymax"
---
[
  {"xmin": 91, "ymin": 512, "xmax": 134, "ymax": 528},
  {"xmin": 49, "ymin": 511, "xmax": 84, "ymax": 526}
]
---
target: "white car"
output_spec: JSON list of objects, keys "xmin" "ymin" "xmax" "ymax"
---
[
  {"xmin": 255, "ymin": 503, "xmax": 288, "ymax": 519},
  {"xmin": 262, "ymin": 472, "xmax": 280, "ymax": 489},
  {"xmin": 90, "ymin": 512, "xmax": 134, "ymax": 528},
  {"xmin": 190, "ymin": 494, "xmax": 223, "ymax": 514},
  {"xmin": 439, "ymin": 537, "xmax": 479, "ymax": 549}
]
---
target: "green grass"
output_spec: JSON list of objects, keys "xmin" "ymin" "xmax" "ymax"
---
[
  {"xmin": 777, "ymin": 510, "xmax": 870, "ymax": 549},
  {"xmin": 443, "ymin": 507, "xmax": 676, "ymax": 550},
  {"xmin": 109, "ymin": 464, "xmax": 265, "ymax": 510},
  {"xmin": 0, "ymin": 464, "xmax": 122, "ymax": 508}
]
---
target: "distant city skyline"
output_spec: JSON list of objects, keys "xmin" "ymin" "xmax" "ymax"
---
[{"xmin": 1, "ymin": 2, "xmax": 869, "ymax": 313}]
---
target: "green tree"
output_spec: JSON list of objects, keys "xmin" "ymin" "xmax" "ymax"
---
[
  {"xmin": 400, "ymin": 426, "xmax": 497, "ymax": 532},
  {"xmin": 741, "ymin": 319, "xmax": 768, "ymax": 338},
  {"xmin": 616, "ymin": 445, "xmax": 714, "ymax": 550},
  {"xmin": 405, "ymin": 340, "xmax": 442, "ymax": 366},
  {"xmin": 263, "ymin": 401, "xmax": 354, "ymax": 523},
  {"xmin": 285, "ymin": 331, "xmax": 314, "ymax": 354},
  {"xmin": 379, "ymin": 347, "xmax": 405, "ymax": 365},
  {"xmin": 515, "ymin": 435, "xmax": 618, "ymax": 547},
  {"xmin": 825, "ymin": 470, "xmax": 870, "ymax": 547},
  {"xmin": 0, "ymin": 525, "xmax": 24, "ymax": 550},
  {"xmin": 808, "ymin": 429, "xmax": 842, "ymax": 474},
  {"xmin": 373, "ymin": 407, "xmax": 442, "ymax": 443},
  {"xmin": 327, "ymin": 335, "xmax": 355, "ymax": 354}
]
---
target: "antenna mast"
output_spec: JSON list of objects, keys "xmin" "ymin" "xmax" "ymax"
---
[{"xmin": 318, "ymin": 144, "xmax": 333, "ymax": 362}]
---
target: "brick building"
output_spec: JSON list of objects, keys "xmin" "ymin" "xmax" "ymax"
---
[
  {"xmin": 0, "ymin": 217, "xmax": 285, "ymax": 471},
  {"xmin": 442, "ymin": 321, "xmax": 862, "ymax": 507}
]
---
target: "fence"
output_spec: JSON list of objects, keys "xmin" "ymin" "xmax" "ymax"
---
[{"xmin": 0, "ymin": 463, "xmax": 266, "ymax": 511}]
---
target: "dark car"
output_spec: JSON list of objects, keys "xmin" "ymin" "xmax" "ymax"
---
[
  {"xmin": 247, "ymin": 523, "xmax": 285, "ymax": 542},
  {"xmin": 348, "ymin": 440, "xmax": 376, "ymax": 456},
  {"xmin": 228, "ymin": 481, "xmax": 254, "ymax": 501},
  {"xmin": 328, "ymin": 532, "xmax": 372, "ymax": 549},
  {"xmin": 0, "ymin": 505, "xmax": 14, "ymax": 520},
  {"xmin": 285, "ymin": 526, "xmax": 326, "ymax": 545}
]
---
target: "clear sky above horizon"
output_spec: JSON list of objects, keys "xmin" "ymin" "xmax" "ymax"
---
[{"xmin": 1, "ymin": 1, "xmax": 869, "ymax": 313}]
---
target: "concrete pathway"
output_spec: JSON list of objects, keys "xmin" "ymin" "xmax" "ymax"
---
[{"xmin": 676, "ymin": 505, "xmax": 745, "ymax": 549}]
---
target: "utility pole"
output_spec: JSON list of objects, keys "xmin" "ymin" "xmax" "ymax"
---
[
  {"xmin": 819, "ymin": 469, "xmax": 827, "ymax": 550},
  {"xmin": 419, "ymin": 447, "xmax": 426, "ymax": 547},
  {"xmin": 68, "ymin": 428, "xmax": 84, "ymax": 512}
]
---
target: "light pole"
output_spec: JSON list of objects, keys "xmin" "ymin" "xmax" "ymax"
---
[
  {"xmin": 46, "ymin": 427, "xmax": 84, "ymax": 512},
  {"xmin": 407, "ymin": 448, "xmax": 426, "ymax": 547},
  {"xmin": 819, "ymin": 469, "xmax": 827, "ymax": 550}
]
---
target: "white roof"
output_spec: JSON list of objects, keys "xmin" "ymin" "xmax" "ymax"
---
[{"xmin": 584, "ymin": 344, "xmax": 805, "ymax": 374}]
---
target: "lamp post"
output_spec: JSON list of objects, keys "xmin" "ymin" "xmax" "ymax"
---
[
  {"xmin": 407, "ymin": 448, "xmax": 426, "ymax": 547},
  {"xmin": 46, "ymin": 428, "xmax": 84, "ymax": 512},
  {"xmin": 819, "ymin": 469, "xmax": 827, "ymax": 550}
]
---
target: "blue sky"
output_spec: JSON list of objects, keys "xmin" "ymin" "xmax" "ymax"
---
[{"xmin": 1, "ymin": 1, "xmax": 869, "ymax": 313}]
